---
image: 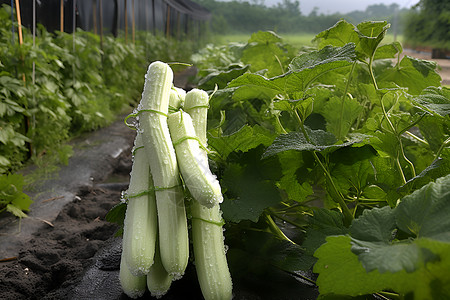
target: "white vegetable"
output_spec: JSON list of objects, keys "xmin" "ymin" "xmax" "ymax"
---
[
  {"xmin": 121, "ymin": 133, "xmax": 157, "ymax": 276},
  {"xmin": 185, "ymin": 89, "xmax": 233, "ymax": 300},
  {"xmin": 147, "ymin": 238, "xmax": 174, "ymax": 298},
  {"xmin": 119, "ymin": 251, "xmax": 147, "ymax": 299},
  {"xmin": 167, "ymin": 110, "xmax": 223, "ymax": 208},
  {"xmin": 138, "ymin": 61, "xmax": 189, "ymax": 278}
]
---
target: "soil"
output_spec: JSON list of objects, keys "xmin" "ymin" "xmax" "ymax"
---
[{"xmin": 0, "ymin": 155, "xmax": 131, "ymax": 300}]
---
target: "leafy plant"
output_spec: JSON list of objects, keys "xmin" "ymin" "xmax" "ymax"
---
[
  {"xmin": 0, "ymin": 173, "xmax": 32, "ymax": 218},
  {"xmin": 188, "ymin": 20, "xmax": 450, "ymax": 298}
]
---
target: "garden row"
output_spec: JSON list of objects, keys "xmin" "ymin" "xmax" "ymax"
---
[{"xmin": 0, "ymin": 4, "xmax": 195, "ymax": 176}]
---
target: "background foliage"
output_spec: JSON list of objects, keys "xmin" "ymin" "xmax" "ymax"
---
[
  {"xmin": 403, "ymin": 0, "xmax": 450, "ymax": 49},
  {"xmin": 0, "ymin": 4, "xmax": 196, "ymax": 217}
]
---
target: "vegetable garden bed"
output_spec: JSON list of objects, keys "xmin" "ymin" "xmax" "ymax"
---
[{"xmin": 1, "ymin": 18, "xmax": 450, "ymax": 300}]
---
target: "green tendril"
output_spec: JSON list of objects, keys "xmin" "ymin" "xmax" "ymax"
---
[
  {"xmin": 191, "ymin": 216, "xmax": 225, "ymax": 227},
  {"xmin": 125, "ymin": 184, "xmax": 182, "ymax": 199},
  {"xmin": 124, "ymin": 113, "xmax": 139, "ymax": 130},
  {"xmin": 172, "ymin": 135, "xmax": 208, "ymax": 152},
  {"xmin": 132, "ymin": 145, "xmax": 144, "ymax": 156},
  {"xmin": 138, "ymin": 109, "xmax": 168, "ymax": 118},
  {"xmin": 168, "ymin": 62, "xmax": 193, "ymax": 67},
  {"xmin": 186, "ymin": 104, "xmax": 210, "ymax": 110}
]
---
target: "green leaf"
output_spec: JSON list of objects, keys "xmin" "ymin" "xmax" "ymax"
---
[
  {"xmin": 262, "ymin": 129, "xmax": 369, "ymax": 158},
  {"xmin": 355, "ymin": 21, "xmax": 390, "ymax": 59},
  {"xmin": 221, "ymin": 146, "xmax": 282, "ymax": 222},
  {"xmin": 221, "ymin": 162, "xmax": 281, "ymax": 223},
  {"xmin": 208, "ymin": 124, "xmax": 275, "ymax": 159},
  {"xmin": 374, "ymin": 42, "xmax": 402, "ymax": 60},
  {"xmin": 276, "ymin": 151, "xmax": 314, "ymax": 203},
  {"xmin": 228, "ymin": 44, "xmax": 356, "ymax": 95},
  {"xmin": 288, "ymin": 43, "xmax": 356, "ymax": 72},
  {"xmin": 241, "ymin": 31, "xmax": 295, "ymax": 77},
  {"xmin": 399, "ymin": 158, "xmax": 450, "ymax": 194},
  {"xmin": 395, "ymin": 174, "xmax": 450, "ymax": 242},
  {"xmin": 313, "ymin": 20, "xmax": 359, "ymax": 49},
  {"xmin": 6, "ymin": 203, "xmax": 28, "ymax": 218},
  {"xmin": 303, "ymin": 208, "xmax": 348, "ymax": 256},
  {"xmin": 378, "ymin": 56, "xmax": 441, "ymax": 95},
  {"xmin": 198, "ymin": 64, "xmax": 249, "ymax": 90},
  {"xmin": 413, "ymin": 86, "xmax": 450, "ymax": 116},
  {"xmin": 342, "ymin": 175, "xmax": 450, "ymax": 276},
  {"xmin": 320, "ymin": 95, "xmax": 363, "ymax": 140},
  {"xmin": 314, "ymin": 235, "xmax": 450, "ymax": 298}
]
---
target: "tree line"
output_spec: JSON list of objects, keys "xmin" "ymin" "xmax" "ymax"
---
[{"xmin": 194, "ymin": 0, "xmax": 410, "ymax": 35}]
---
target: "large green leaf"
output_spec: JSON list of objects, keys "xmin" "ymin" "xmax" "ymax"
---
[
  {"xmin": 262, "ymin": 129, "xmax": 368, "ymax": 158},
  {"xmin": 208, "ymin": 124, "xmax": 275, "ymax": 160},
  {"xmin": 228, "ymin": 44, "xmax": 356, "ymax": 95},
  {"xmin": 221, "ymin": 147, "xmax": 282, "ymax": 222},
  {"xmin": 395, "ymin": 174, "xmax": 450, "ymax": 242},
  {"xmin": 313, "ymin": 20, "xmax": 359, "ymax": 49},
  {"xmin": 320, "ymin": 95, "xmax": 363, "ymax": 140},
  {"xmin": 413, "ymin": 86, "xmax": 450, "ymax": 116},
  {"xmin": 355, "ymin": 21, "xmax": 390, "ymax": 59},
  {"xmin": 276, "ymin": 150, "xmax": 314, "ymax": 203},
  {"xmin": 378, "ymin": 56, "xmax": 441, "ymax": 95},
  {"xmin": 241, "ymin": 31, "xmax": 295, "ymax": 77},
  {"xmin": 314, "ymin": 235, "xmax": 450, "ymax": 298}
]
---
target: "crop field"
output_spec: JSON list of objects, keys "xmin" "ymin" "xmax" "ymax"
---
[{"xmin": 1, "ymin": 1, "xmax": 449, "ymax": 297}]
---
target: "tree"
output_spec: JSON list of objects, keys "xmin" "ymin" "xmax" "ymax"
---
[{"xmin": 404, "ymin": 0, "xmax": 450, "ymax": 50}]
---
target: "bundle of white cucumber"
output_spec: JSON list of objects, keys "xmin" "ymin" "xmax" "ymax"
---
[{"xmin": 119, "ymin": 61, "xmax": 233, "ymax": 300}]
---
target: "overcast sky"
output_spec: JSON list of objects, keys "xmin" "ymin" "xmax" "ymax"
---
[{"xmin": 264, "ymin": 0, "xmax": 421, "ymax": 15}]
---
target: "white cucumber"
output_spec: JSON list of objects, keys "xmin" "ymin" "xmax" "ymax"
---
[
  {"xmin": 121, "ymin": 133, "xmax": 157, "ymax": 276},
  {"xmin": 167, "ymin": 110, "xmax": 223, "ymax": 208},
  {"xmin": 147, "ymin": 238, "xmax": 174, "ymax": 298},
  {"xmin": 119, "ymin": 251, "xmax": 147, "ymax": 299},
  {"xmin": 191, "ymin": 202, "xmax": 233, "ymax": 300},
  {"xmin": 169, "ymin": 86, "xmax": 186, "ymax": 111},
  {"xmin": 185, "ymin": 89, "xmax": 233, "ymax": 300},
  {"xmin": 139, "ymin": 61, "xmax": 189, "ymax": 278},
  {"xmin": 184, "ymin": 88, "xmax": 209, "ymax": 145}
]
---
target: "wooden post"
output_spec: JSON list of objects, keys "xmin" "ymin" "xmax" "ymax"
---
[
  {"xmin": 14, "ymin": 0, "xmax": 31, "ymax": 156},
  {"xmin": 93, "ymin": 0, "xmax": 97, "ymax": 34},
  {"xmin": 125, "ymin": 0, "xmax": 128, "ymax": 43},
  {"xmin": 99, "ymin": 0, "xmax": 103, "ymax": 49},
  {"xmin": 60, "ymin": 0, "xmax": 64, "ymax": 32},
  {"xmin": 152, "ymin": 0, "xmax": 155, "ymax": 34},
  {"xmin": 166, "ymin": 5, "xmax": 170, "ymax": 38},
  {"xmin": 14, "ymin": 0, "xmax": 23, "ymax": 44},
  {"xmin": 131, "ymin": 0, "xmax": 135, "ymax": 44}
]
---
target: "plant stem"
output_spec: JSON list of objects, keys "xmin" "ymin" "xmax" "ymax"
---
[
  {"xmin": 312, "ymin": 151, "xmax": 354, "ymax": 224},
  {"xmin": 380, "ymin": 96, "xmax": 409, "ymax": 184},
  {"xmin": 435, "ymin": 137, "xmax": 450, "ymax": 160},
  {"xmin": 295, "ymin": 109, "xmax": 354, "ymax": 225},
  {"xmin": 264, "ymin": 212, "xmax": 296, "ymax": 244},
  {"xmin": 405, "ymin": 131, "xmax": 428, "ymax": 145},
  {"xmin": 269, "ymin": 208, "xmax": 305, "ymax": 229},
  {"xmin": 368, "ymin": 56, "xmax": 379, "ymax": 90},
  {"xmin": 337, "ymin": 61, "xmax": 357, "ymax": 139}
]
